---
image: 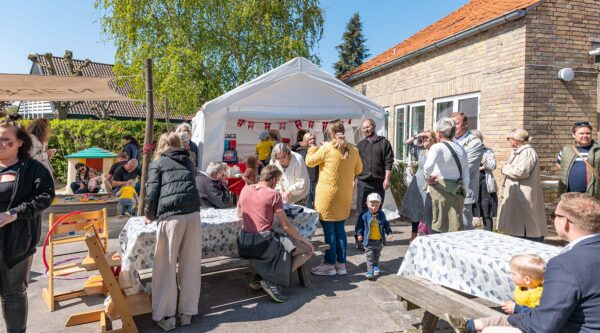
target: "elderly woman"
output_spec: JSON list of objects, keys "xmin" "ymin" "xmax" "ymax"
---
[
  {"xmin": 399, "ymin": 130, "xmax": 438, "ymax": 241},
  {"xmin": 498, "ymin": 129, "xmax": 547, "ymax": 242},
  {"xmin": 471, "ymin": 130, "xmax": 498, "ymax": 231},
  {"xmin": 196, "ymin": 161, "xmax": 230, "ymax": 208},
  {"xmin": 175, "ymin": 123, "xmax": 201, "ymax": 173},
  {"xmin": 26, "ymin": 118, "xmax": 56, "ymax": 177},
  {"xmin": 296, "ymin": 132, "xmax": 319, "ymax": 208},
  {"xmin": 306, "ymin": 120, "xmax": 362, "ymax": 276},
  {"xmin": 423, "ymin": 118, "xmax": 470, "ymax": 233},
  {"xmin": 144, "ymin": 132, "xmax": 201, "ymax": 331},
  {"xmin": 270, "ymin": 143, "xmax": 310, "ymax": 204},
  {"xmin": 0, "ymin": 115, "xmax": 55, "ymax": 332}
]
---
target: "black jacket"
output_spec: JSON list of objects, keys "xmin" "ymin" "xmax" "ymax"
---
[
  {"xmin": 2, "ymin": 158, "xmax": 55, "ymax": 268},
  {"xmin": 357, "ymin": 135, "xmax": 394, "ymax": 182},
  {"xmin": 144, "ymin": 149, "xmax": 200, "ymax": 221},
  {"xmin": 196, "ymin": 172, "xmax": 230, "ymax": 209}
]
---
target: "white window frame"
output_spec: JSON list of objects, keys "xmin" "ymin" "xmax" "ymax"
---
[
  {"xmin": 394, "ymin": 101, "xmax": 426, "ymax": 161},
  {"xmin": 433, "ymin": 92, "xmax": 481, "ymax": 129}
]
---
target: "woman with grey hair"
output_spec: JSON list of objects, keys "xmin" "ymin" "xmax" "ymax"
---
[
  {"xmin": 270, "ymin": 143, "xmax": 310, "ymax": 204},
  {"xmin": 423, "ymin": 118, "xmax": 470, "ymax": 233},
  {"xmin": 498, "ymin": 129, "xmax": 546, "ymax": 242},
  {"xmin": 470, "ymin": 130, "xmax": 498, "ymax": 231},
  {"xmin": 196, "ymin": 161, "xmax": 230, "ymax": 208},
  {"xmin": 175, "ymin": 123, "xmax": 200, "ymax": 173}
]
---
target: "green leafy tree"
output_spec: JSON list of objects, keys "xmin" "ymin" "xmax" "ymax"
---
[
  {"xmin": 334, "ymin": 12, "xmax": 369, "ymax": 78},
  {"xmin": 96, "ymin": 0, "xmax": 325, "ymax": 116}
]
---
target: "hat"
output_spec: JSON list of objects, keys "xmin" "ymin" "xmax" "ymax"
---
[{"xmin": 366, "ymin": 192, "xmax": 382, "ymax": 203}]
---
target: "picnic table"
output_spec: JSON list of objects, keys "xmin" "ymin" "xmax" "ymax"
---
[
  {"xmin": 397, "ymin": 230, "xmax": 561, "ymax": 304},
  {"xmin": 119, "ymin": 206, "xmax": 319, "ymax": 294}
]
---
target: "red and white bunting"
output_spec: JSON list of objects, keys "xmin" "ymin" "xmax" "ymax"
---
[
  {"xmin": 247, "ymin": 121, "xmax": 255, "ymax": 130},
  {"xmin": 348, "ymin": 119, "xmax": 352, "ymax": 125},
  {"xmin": 294, "ymin": 120, "xmax": 303, "ymax": 129},
  {"xmin": 237, "ymin": 119, "xmax": 246, "ymax": 127},
  {"xmin": 308, "ymin": 120, "xmax": 315, "ymax": 129},
  {"xmin": 264, "ymin": 122, "xmax": 271, "ymax": 131},
  {"xmin": 278, "ymin": 122, "xmax": 287, "ymax": 130},
  {"xmin": 322, "ymin": 121, "xmax": 329, "ymax": 132}
]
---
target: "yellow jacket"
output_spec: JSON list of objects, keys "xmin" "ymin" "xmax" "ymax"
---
[
  {"xmin": 306, "ymin": 142, "xmax": 362, "ymax": 221},
  {"xmin": 514, "ymin": 285, "xmax": 543, "ymax": 309}
]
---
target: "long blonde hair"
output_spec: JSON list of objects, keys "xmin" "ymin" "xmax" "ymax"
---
[
  {"xmin": 327, "ymin": 120, "xmax": 349, "ymax": 159},
  {"xmin": 154, "ymin": 132, "xmax": 183, "ymax": 160}
]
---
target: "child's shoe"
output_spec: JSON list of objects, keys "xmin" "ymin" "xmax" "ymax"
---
[
  {"xmin": 156, "ymin": 317, "xmax": 176, "ymax": 331},
  {"xmin": 311, "ymin": 264, "xmax": 336, "ymax": 276},
  {"xmin": 335, "ymin": 262, "xmax": 347, "ymax": 275},
  {"xmin": 444, "ymin": 313, "xmax": 468, "ymax": 333},
  {"xmin": 373, "ymin": 265, "xmax": 382, "ymax": 276},
  {"xmin": 365, "ymin": 270, "xmax": 374, "ymax": 280},
  {"xmin": 180, "ymin": 314, "xmax": 192, "ymax": 326}
]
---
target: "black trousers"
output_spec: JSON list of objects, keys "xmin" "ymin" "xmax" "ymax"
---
[
  {"xmin": 0, "ymin": 253, "xmax": 33, "ymax": 333},
  {"xmin": 356, "ymin": 179, "xmax": 385, "ymax": 214}
]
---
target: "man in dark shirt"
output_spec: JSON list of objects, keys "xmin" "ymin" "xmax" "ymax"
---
[
  {"xmin": 104, "ymin": 152, "xmax": 129, "ymax": 193},
  {"xmin": 112, "ymin": 159, "xmax": 141, "ymax": 193}
]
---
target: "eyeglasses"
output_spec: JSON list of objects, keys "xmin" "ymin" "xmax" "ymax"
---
[
  {"xmin": 574, "ymin": 121, "xmax": 591, "ymax": 127},
  {"xmin": 551, "ymin": 212, "xmax": 573, "ymax": 223}
]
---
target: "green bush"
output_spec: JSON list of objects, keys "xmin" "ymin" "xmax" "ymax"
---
[
  {"xmin": 42, "ymin": 119, "xmax": 169, "ymax": 183},
  {"xmin": 390, "ymin": 161, "xmax": 412, "ymax": 207}
]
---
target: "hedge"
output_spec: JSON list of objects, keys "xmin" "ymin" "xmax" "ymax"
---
[{"xmin": 40, "ymin": 119, "xmax": 170, "ymax": 183}]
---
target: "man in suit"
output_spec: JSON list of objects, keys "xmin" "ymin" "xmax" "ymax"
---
[
  {"xmin": 483, "ymin": 193, "xmax": 600, "ymax": 332},
  {"xmin": 452, "ymin": 112, "xmax": 483, "ymax": 230}
]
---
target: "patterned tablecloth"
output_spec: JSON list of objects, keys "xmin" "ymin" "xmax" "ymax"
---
[
  {"xmin": 119, "ymin": 206, "xmax": 319, "ymax": 294},
  {"xmin": 397, "ymin": 230, "xmax": 561, "ymax": 304}
]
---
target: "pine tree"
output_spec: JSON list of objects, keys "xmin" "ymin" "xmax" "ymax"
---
[{"xmin": 334, "ymin": 12, "xmax": 370, "ymax": 78}]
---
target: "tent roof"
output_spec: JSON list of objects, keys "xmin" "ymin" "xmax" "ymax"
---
[
  {"xmin": 200, "ymin": 57, "xmax": 384, "ymax": 124},
  {"xmin": 65, "ymin": 147, "xmax": 118, "ymax": 159}
]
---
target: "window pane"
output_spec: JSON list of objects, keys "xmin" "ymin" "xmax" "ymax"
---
[
  {"xmin": 395, "ymin": 108, "xmax": 405, "ymax": 159},
  {"xmin": 411, "ymin": 105, "xmax": 425, "ymax": 136},
  {"xmin": 458, "ymin": 97, "xmax": 478, "ymax": 130},
  {"xmin": 436, "ymin": 101, "xmax": 453, "ymax": 120}
]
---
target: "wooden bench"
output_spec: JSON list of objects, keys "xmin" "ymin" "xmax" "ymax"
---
[
  {"xmin": 138, "ymin": 241, "xmax": 330, "ymax": 289},
  {"xmin": 379, "ymin": 275, "xmax": 502, "ymax": 333}
]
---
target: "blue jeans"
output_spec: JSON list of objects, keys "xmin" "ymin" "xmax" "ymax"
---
[
  {"xmin": 321, "ymin": 220, "xmax": 347, "ymax": 265},
  {"xmin": 306, "ymin": 182, "xmax": 317, "ymax": 209},
  {"xmin": 70, "ymin": 182, "xmax": 90, "ymax": 194},
  {"xmin": 119, "ymin": 198, "xmax": 136, "ymax": 216}
]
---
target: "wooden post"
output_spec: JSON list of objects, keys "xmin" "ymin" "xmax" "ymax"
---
[
  {"xmin": 138, "ymin": 59, "xmax": 155, "ymax": 217},
  {"xmin": 164, "ymin": 98, "xmax": 171, "ymax": 132}
]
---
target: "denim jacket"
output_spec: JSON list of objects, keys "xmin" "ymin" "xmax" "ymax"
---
[{"xmin": 355, "ymin": 209, "xmax": 392, "ymax": 247}]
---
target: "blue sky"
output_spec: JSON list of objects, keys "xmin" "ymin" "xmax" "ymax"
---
[{"xmin": 0, "ymin": 0, "xmax": 468, "ymax": 75}]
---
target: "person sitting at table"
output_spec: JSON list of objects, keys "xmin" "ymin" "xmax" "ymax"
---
[
  {"xmin": 70, "ymin": 162, "xmax": 91, "ymax": 194},
  {"xmin": 104, "ymin": 152, "xmax": 129, "ymax": 193},
  {"xmin": 236, "ymin": 164, "xmax": 314, "ymax": 303},
  {"xmin": 112, "ymin": 159, "xmax": 141, "ymax": 193},
  {"xmin": 445, "ymin": 254, "xmax": 546, "ymax": 332},
  {"xmin": 144, "ymin": 132, "xmax": 201, "ymax": 331},
  {"xmin": 270, "ymin": 143, "xmax": 310, "ymax": 204},
  {"xmin": 196, "ymin": 161, "xmax": 230, "ymax": 208}
]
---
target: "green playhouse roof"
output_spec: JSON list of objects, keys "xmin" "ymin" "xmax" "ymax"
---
[{"xmin": 65, "ymin": 147, "xmax": 118, "ymax": 159}]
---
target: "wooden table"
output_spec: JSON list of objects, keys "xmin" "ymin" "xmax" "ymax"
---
[{"xmin": 46, "ymin": 194, "xmax": 119, "ymax": 216}]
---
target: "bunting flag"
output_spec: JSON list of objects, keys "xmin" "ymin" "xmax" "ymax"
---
[
  {"xmin": 348, "ymin": 119, "xmax": 352, "ymax": 125},
  {"xmin": 264, "ymin": 122, "xmax": 271, "ymax": 131},
  {"xmin": 322, "ymin": 121, "xmax": 329, "ymax": 132},
  {"xmin": 294, "ymin": 120, "xmax": 303, "ymax": 129},
  {"xmin": 308, "ymin": 120, "xmax": 315, "ymax": 129},
  {"xmin": 278, "ymin": 122, "xmax": 287, "ymax": 130},
  {"xmin": 247, "ymin": 121, "xmax": 255, "ymax": 130},
  {"xmin": 237, "ymin": 119, "xmax": 246, "ymax": 127}
]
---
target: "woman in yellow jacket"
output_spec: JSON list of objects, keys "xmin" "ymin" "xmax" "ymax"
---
[{"xmin": 306, "ymin": 120, "xmax": 363, "ymax": 276}]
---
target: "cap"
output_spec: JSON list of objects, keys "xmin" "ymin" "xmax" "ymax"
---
[{"xmin": 366, "ymin": 192, "xmax": 382, "ymax": 203}]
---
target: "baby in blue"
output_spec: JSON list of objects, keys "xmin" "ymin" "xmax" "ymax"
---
[{"xmin": 355, "ymin": 192, "xmax": 393, "ymax": 279}]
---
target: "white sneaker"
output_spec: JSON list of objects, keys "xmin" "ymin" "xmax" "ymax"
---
[
  {"xmin": 157, "ymin": 317, "xmax": 176, "ymax": 331},
  {"xmin": 310, "ymin": 264, "xmax": 337, "ymax": 276},
  {"xmin": 335, "ymin": 263, "xmax": 347, "ymax": 275},
  {"xmin": 180, "ymin": 314, "xmax": 192, "ymax": 326}
]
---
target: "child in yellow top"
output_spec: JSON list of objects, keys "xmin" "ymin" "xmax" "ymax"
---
[
  {"xmin": 354, "ymin": 193, "xmax": 393, "ymax": 280},
  {"xmin": 116, "ymin": 179, "xmax": 138, "ymax": 217},
  {"xmin": 255, "ymin": 131, "xmax": 274, "ymax": 170},
  {"xmin": 446, "ymin": 254, "xmax": 546, "ymax": 332}
]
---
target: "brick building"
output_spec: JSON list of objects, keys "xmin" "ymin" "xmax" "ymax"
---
[{"xmin": 342, "ymin": 0, "xmax": 600, "ymax": 176}]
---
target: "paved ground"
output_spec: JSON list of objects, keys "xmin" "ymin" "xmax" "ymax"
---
[{"xmin": 1, "ymin": 213, "xmax": 561, "ymax": 332}]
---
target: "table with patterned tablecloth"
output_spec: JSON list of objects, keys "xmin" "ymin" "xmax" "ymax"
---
[
  {"xmin": 119, "ymin": 206, "xmax": 319, "ymax": 294},
  {"xmin": 397, "ymin": 230, "xmax": 561, "ymax": 304}
]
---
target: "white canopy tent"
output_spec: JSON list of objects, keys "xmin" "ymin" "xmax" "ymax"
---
[{"xmin": 191, "ymin": 57, "xmax": 385, "ymax": 170}]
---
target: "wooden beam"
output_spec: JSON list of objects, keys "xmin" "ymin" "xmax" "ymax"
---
[{"xmin": 138, "ymin": 58, "xmax": 155, "ymax": 216}]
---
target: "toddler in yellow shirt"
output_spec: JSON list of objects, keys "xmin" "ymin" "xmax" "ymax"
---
[{"xmin": 116, "ymin": 179, "xmax": 138, "ymax": 217}]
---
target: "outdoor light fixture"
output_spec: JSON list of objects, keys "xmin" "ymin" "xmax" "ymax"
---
[{"xmin": 558, "ymin": 68, "xmax": 575, "ymax": 82}]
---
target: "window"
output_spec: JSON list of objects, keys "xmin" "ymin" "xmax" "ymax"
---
[
  {"xmin": 394, "ymin": 102, "xmax": 425, "ymax": 160},
  {"xmin": 383, "ymin": 107, "xmax": 390, "ymax": 137},
  {"xmin": 434, "ymin": 92, "xmax": 480, "ymax": 130}
]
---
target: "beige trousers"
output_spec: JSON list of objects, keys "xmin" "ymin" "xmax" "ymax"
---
[
  {"xmin": 152, "ymin": 211, "xmax": 202, "ymax": 321},
  {"xmin": 477, "ymin": 315, "xmax": 511, "ymax": 329},
  {"xmin": 291, "ymin": 238, "xmax": 313, "ymax": 272}
]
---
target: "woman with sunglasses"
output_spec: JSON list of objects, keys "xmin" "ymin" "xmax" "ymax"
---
[
  {"xmin": 69, "ymin": 162, "xmax": 91, "ymax": 194},
  {"xmin": 0, "ymin": 114, "xmax": 55, "ymax": 332},
  {"xmin": 399, "ymin": 130, "xmax": 438, "ymax": 242}
]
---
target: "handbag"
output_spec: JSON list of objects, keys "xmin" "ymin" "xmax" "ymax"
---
[
  {"xmin": 441, "ymin": 142, "xmax": 466, "ymax": 198},
  {"xmin": 237, "ymin": 229, "xmax": 272, "ymax": 259}
]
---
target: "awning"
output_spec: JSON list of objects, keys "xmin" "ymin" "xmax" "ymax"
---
[{"xmin": 0, "ymin": 74, "xmax": 135, "ymax": 102}]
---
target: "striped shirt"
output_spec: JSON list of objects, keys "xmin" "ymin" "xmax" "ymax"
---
[{"xmin": 557, "ymin": 145, "xmax": 591, "ymax": 193}]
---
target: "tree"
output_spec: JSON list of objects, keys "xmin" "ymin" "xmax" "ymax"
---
[
  {"xmin": 334, "ymin": 12, "xmax": 370, "ymax": 79},
  {"xmin": 96, "ymin": 0, "xmax": 325, "ymax": 116}
]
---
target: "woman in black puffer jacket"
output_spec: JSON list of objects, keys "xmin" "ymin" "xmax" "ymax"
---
[{"xmin": 144, "ymin": 132, "xmax": 201, "ymax": 331}]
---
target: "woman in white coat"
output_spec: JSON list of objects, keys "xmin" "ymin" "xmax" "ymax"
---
[{"xmin": 497, "ymin": 129, "xmax": 547, "ymax": 242}]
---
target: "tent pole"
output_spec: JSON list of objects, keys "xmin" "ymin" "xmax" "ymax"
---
[{"xmin": 138, "ymin": 58, "xmax": 155, "ymax": 217}]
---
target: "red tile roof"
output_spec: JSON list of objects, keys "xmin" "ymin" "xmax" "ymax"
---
[{"xmin": 342, "ymin": 0, "xmax": 541, "ymax": 81}]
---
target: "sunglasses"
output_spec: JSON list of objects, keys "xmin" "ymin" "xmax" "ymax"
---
[{"xmin": 574, "ymin": 121, "xmax": 591, "ymax": 127}]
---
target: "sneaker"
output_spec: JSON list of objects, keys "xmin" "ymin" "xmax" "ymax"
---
[
  {"xmin": 310, "ymin": 264, "xmax": 337, "ymax": 276},
  {"xmin": 180, "ymin": 314, "xmax": 192, "ymax": 326},
  {"xmin": 335, "ymin": 263, "xmax": 347, "ymax": 275},
  {"xmin": 156, "ymin": 317, "xmax": 176, "ymax": 331},
  {"xmin": 444, "ymin": 313, "xmax": 468, "ymax": 333},
  {"xmin": 248, "ymin": 275, "xmax": 262, "ymax": 290},
  {"xmin": 365, "ymin": 270, "xmax": 374, "ymax": 280},
  {"xmin": 260, "ymin": 280, "xmax": 288, "ymax": 303},
  {"xmin": 373, "ymin": 265, "xmax": 382, "ymax": 276},
  {"xmin": 125, "ymin": 211, "xmax": 132, "ymax": 217}
]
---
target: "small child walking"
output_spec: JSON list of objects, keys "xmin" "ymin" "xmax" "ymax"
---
[
  {"xmin": 445, "ymin": 254, "xmax": 546, "ymax": 332},
  {"xmin": 116, "ymin": 178, "xmax": 138, "ymax": 217},
  {"xmin": 354, "ymin": 192, "xmax": 393, "ymax": 279}
]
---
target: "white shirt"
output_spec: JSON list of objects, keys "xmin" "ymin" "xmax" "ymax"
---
[
  {"xmin": 272, "ymin": 151, "xmax": 310, "ymax": 203},
  {"xmin": 561, "ymin": 233, "xmax": 599, "ymax": 253},
  {"xmin": 424, "ymin": 141, "xmax": 470, "ymax": 195}
]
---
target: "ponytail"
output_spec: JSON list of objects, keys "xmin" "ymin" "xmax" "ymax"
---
[{"xmin": 328, "ymin": 120, "xmax": 349, "ymax": 159}]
